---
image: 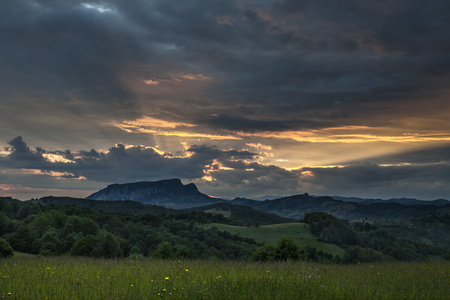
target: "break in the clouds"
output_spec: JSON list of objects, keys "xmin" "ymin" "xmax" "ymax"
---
[{"xmin": 1, "ymin": 0, "xmax": 450, "ymax": 199}]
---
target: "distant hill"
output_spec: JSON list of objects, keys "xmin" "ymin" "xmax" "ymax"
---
[
  {"xmin": 232, "ymin": 194, "xmax": 450, "ymax": 220},
  {"xmin": 35, "ymin": 196, "xmax": 174, "ymax": 215},
  {"xmin": 86, "ymin": 179, "xmax": 224, "ymax": 209},
  {"xmin": 186, "ymin": 202, "xmax": 294, "ymax": 225},
  {"xmin": 34, "ymin": 196, "xmax": 292, "ymax": 225},
  {"xmin": 332, "ymin": 196, "xmax": 450, "ymax": 206}
]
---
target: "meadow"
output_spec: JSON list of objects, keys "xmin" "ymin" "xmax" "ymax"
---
[
  {"xmin": 204, "ymin": 222, "xmax": 346, "ymax": 257},
  {"xmin": 1, "ymin": 254, "xmax": 448, "ymax": 299}
]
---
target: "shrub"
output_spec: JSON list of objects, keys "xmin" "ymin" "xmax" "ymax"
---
[
  {"xmin": 252, "ymin": 237, "xmax": 303, "ymax": 261},
  {"xmin": 0, "ymin": 237, "xmax": 14, "ymax": 258},
  {"xmin": 152, "ymin": 241, "xmax": 175, "ymax": 259}
]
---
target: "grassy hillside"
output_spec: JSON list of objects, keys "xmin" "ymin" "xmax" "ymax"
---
[{"xmin": 204, "ymin": 223, "xmax": 345, "ymax": 257}]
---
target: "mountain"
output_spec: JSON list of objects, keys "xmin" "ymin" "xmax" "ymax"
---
[
  {"xmin": 85, "ymin": 179, "xmax": 450, "ymax": 219},
  {"xmin": 332, "ymin": 196, "xmax": 450, "ymax": 206},
  {"xmin": 232, "ymin": 194, "xmax": 450, "ymax": 220},
  {"xmin": 86, "ymin": 179, "xmax": 224, "ymax": 209}
]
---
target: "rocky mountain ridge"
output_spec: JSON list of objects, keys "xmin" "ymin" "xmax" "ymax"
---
[
  {"xmin": 86, "ymin": 179, "xmax": 224, "ymax": 209},
  {"xmin": 85, "ymin": 179, "xmax": 450, "ymax": 220}
]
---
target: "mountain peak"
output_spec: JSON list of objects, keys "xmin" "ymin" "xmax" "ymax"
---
[{"xmin": 86, "ymin": 179, "xmax": 221, "ymax": 209}]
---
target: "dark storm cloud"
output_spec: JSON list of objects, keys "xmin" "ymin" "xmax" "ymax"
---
[
  {"xmin": 0, "ymin": 137, "xmax": 258, "ymax": 183},
  {"xmin": 2, "ymin": 136, "xmax": 450, "ymax": 199},
  {"xmin": 0, "ymin": 136, "xmax": 303, "ymax": 197},
  {"xmin": 299, "ymin": 159, "xmax": 450, "ymax": 199},
  {"xmin": 7, "ymin": 136, "xmax": 44, "ymax": 162},
  {"xmin": 187, "ymin": 145, "xmax": 256, "ymax": 160},
  {"xmin": 195, "ymin": 114, "xmax": 329, "ymax": 132},
  {"xmin": 0, "ymin": 0, "xmax": 144, "ymax": 119},
  {"xmin": 2, "ymin": 0, "xmax": 450, "ymax": 134}
]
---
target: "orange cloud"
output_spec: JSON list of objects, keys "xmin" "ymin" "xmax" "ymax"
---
[
  {"xmin": 143, "ymin": 79, "xmax": 159, "ymax": 85},
  {"xmin": 119, "ymin": 116, "xmax": 195, "ymax": 129},
  {"xmin": 114, "ymin": 116, "xmax": 241, "ymax": 140},
  {"xmin": 170, "ymin": 73, "xmax": 213, "ymax": 82},
  {"xmin": 43, "ymin": 153, "xmax": 74, "ymax": 163},
  {"xmin": 239, "ymin": 126, "xmax": 450, "ymax": 144}
]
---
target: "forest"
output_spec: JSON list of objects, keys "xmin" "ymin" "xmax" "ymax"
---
[{"xmin": 0, "ymin": 197, "xmax": 448, "ymax": 263}]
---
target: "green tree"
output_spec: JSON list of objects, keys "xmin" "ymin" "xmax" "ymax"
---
[
  {"xmin": 64, "ymin": 216, "xmax": 99, "ymax": 236},
  {"xmin": 70, "ymin": 234, "xmax": 97, "ymax": 256},
  {"xmin": 0, "ymin": 212, "xmax": 12, "ymax": 235},
  {"xmin": 252, "ymin": 243, "xmax": 277, "ymax": 261},
  {"xmin": 128, "ymin": 245, "xmax": 145, "ymax": 259},
  {"xmin": 0, "ymin": 237, "xmax": 14, "ymax": 258},
  {"xmin": 445, "ymin": 250, "xmax": 450, "ymax": 261},
  {"xmin": 92, "ymin": 230, "xmax": 122, "ymax": 258},
  {"xmin": 152, "ymin": 241, "xmax": 175, "ymax": 259},
  {"xmin": 343, "ymin": 246, "xmax": 383, "ymax": 264},
  {"xmin": 275, "ymin": 237, "xmax": 301, "ymax": 261},
  {"xmin": 38, "ymin": 227, "xmax": 62, "ymax": 256},
  {"xmin": 252, "ymin": 237, "xmax": 303, "ymax": 261}
]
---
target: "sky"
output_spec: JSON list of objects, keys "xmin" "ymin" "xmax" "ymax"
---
[{"xmin": 1, "ymin": 0, "xmax": 450, "ymax": 200}]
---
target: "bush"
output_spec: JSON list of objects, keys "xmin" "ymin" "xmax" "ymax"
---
[
  {"xmin": 152, "ymin": 241, "xmax": 175, "ymax": 259},
  {"xmin": 92, "ymin": 230, "xmax": 123, "ymax": 258},
  {"xmin": 70, "ymin": 235, "xmax": 97, "ymax": 256},
  {"xmin": 445, "ymin": 250, "xmax": 450, "ymax": 260},
  {"xmin": 0, "ymin": 237, "xmax": 14, "ymax": 258},
  {"xmin": 252, "ymin": 237, "xmax": 303, "ymax": 261}
]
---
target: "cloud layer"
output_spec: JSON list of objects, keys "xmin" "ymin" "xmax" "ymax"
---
[
  {"xmin": 1, "ymin": 1, "xmax": 449, "ymax": 199},
  {"xmin": 1, "ymin": 137, "xmax": 449, "ymax": 200}
]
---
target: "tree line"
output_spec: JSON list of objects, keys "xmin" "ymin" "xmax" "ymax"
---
[
  {"xmin": 1, "ymin": 198, "xmax": 448, "ymax": 263},
  {"xmin": 0, "ymin": 198, "xmax": 258, "ymax": 259}
]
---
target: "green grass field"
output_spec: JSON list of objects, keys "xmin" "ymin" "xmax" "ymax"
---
[
  {"xmin": 1, "ymin": 255, "xmax": 449, "ymax": 299},
  {"xmin": 205, "ymin": 222, "xmax": 345, "ymax": 257}
]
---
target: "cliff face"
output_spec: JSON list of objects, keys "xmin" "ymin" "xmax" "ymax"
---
[{"xmin": 86, "ymin": 179, "xmax": 223, "ymax": 209}]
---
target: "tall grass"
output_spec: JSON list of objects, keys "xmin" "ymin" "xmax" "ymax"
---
[{"xmin": 1, "ymin": 255, "xmax": 448, "ymax": 299}]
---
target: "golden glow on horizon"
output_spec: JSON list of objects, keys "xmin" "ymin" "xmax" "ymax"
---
[
  {"xmin": 121, "ymin": 116, "xmax": 196, "ymax": 129},
  {"xmin": 117, "ymin": 117, "xmax": 450, "ymax": 145},
  {"xmin": 122, "ymin": 127, "xmax": 241, "ymax": 140},
  {"xmin": 114, "ymin": 117, "xmax": 241, "ymax": 140},
  {"xmin": 239, "ymin": 127, "xmax": 450, "ymax": 143}
]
